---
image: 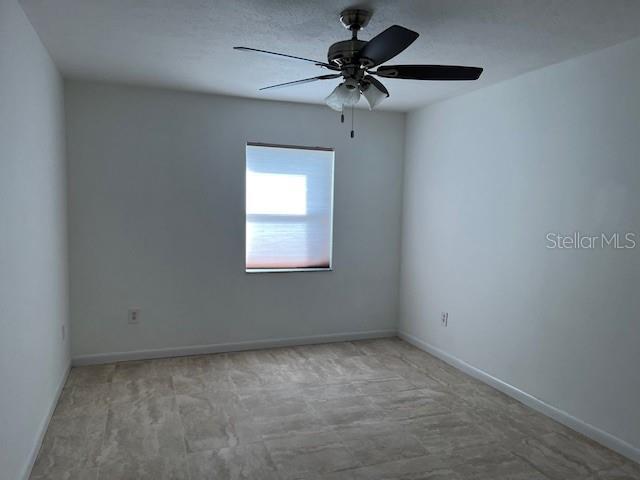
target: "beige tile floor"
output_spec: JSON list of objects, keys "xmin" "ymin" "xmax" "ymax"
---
[{"xmin": 30, "ymin": 337, "xmax": 640, "ymax": 479}]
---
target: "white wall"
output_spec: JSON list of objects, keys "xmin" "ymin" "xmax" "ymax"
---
[
  {"xmin": 0, "ymin": 0, "xmax": 69, "ymax": 479},
  {"xmin": 400, "ymin": 36, "xmax": 640, "ymax": 458},
  {"xmin": 65, "ymin": 81, "xmax": 404, "ymax": 360}
]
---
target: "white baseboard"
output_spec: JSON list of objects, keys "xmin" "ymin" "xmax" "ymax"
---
[
  {"xmin": 72, "ymin": 329, "xmax": 397, "ymax": 366},
  {"xmin": 21, "ymin": 364, "xmax": 70, "ymax": 480},
  {"xmin": 398, "ymin": 330, "xmax": 640, "ymax": 465}
]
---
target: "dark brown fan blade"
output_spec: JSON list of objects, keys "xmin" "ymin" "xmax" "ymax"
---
[
  {"xmin": 363, "ymin": 75, "xmax": 389, "ymax": 96},
  {"xmin": 259, "ymin": 74, "xmax": 341, "ymax": 91},
  {"xmin": 234, "ymin": 47, "xmax": 338, "ymax": 70},
  {"xmin": 374, "ymin": 65, "xmax": 483, "ymax": 80},
  {"xmin": 358, "ymin": 25, "xmax": 419, "ymax": 67}
]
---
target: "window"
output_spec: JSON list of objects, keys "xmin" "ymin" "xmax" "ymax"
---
[{"xmin": 245, "ymin": 143, "xmax": 334, "ymax": 272}]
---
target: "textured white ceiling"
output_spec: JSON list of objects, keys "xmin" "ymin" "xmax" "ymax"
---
[{"xmin": 19, "ymin": 0, "xmax": 640, "ymax": 111}]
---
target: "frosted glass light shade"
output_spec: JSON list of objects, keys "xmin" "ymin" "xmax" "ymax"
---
[
  {"xmin": 362, "ymin": 83, "xmax": 388, "ymax": 110},
  {"xmin": 325, "ymin": 83, "xmax": 361, "ymax": 111}
]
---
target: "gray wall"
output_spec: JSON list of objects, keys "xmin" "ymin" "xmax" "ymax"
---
[
  {"xmin": 0, "ymin": 0, "xmax": 69, "ymax": 479},
  {"xmin": 400, "ymin": 37, "xmax": 640, "ymax": 454},
  {"xmin": 65, "ymin": 81, "xmax": 404, "ymax": 359}
]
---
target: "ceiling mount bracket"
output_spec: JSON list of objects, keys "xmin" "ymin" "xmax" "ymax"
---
[{"xmin": 340, "ymin": 9, "xmax": 372, "ymax": 38}]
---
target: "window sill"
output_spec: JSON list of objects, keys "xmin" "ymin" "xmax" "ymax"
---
[{"xmin": 245, "ymin": 268, "xmax": 333, "ymax": 274}]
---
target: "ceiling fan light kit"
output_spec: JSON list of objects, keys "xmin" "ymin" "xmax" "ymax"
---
[{"xmin": 234, "ymin": 8, "xmax": 483, "ymax": 137}]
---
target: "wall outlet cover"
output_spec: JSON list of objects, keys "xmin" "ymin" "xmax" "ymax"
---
[{"xmin": 128, "ymin": 308, "xmax": 141, "ymax": 324}]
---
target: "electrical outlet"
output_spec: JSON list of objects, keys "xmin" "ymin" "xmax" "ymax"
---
[
  {"xmin": 128, "ymin": 308, "xmax": 141, "ymax": 324},
  {"xmin": 441, "ymin": 312, "xmax": 449, "ymax": 327}
]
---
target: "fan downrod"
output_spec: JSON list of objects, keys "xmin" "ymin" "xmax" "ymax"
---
[{"xmin": 329, "ymin": 9, "xmax": 372, "ymax": 68}]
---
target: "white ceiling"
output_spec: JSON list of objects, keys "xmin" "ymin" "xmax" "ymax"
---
[{"xmin": 20, "ymin": 0, "xmax": 640, "ymax": 111}]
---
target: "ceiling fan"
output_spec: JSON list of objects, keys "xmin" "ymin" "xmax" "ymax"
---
[{"xmin": 234, "ymin": 8, "xmax": 483, "ymax": 135}]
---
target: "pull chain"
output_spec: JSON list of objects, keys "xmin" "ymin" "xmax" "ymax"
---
[{"xmin": 350, "ymin": 105, "xmax": 355, "ymax": 138}]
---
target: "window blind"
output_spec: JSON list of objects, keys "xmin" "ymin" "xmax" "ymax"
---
[{"xmin": 246, "ymin": 144, "xmax": 334, "ymax": 271}]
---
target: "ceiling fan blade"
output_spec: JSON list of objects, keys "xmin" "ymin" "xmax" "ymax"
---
[
  {"xmin": 363, "ymin": 75, "xmax": 389, "ymax": 96},
  {"xmin": 234, "ymin": 47, "xmax": 338, "ymax": 70},
  {"xmin": 374, "ymin": 65, "xmax": 483, "ymax": 80},
  {"xmin": 259, "ymin": 74, "xmax": 341, "ymax": 91},
  {"xmin": 358, "ymin": 25, "xmax": 419, "ymax": 67}
]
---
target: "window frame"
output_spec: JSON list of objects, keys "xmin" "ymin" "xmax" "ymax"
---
[{"xmin": 244, "ymin": 142, "xmax": 335, "ymax": 274}]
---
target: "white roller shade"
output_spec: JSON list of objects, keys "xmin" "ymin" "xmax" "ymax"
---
[{"xmin": 246, "ymin": 144, "xmax": 334, "ymax": 271}]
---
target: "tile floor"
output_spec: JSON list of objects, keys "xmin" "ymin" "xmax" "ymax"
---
[{"xmin": 30, "ymin": 338, "xmax": 640, "ymax": 479}]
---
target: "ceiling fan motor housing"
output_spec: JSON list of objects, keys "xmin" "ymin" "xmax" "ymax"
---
[{"xmin": 328, "ymin": 39, "xmax": 366, "ymax": 68}]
